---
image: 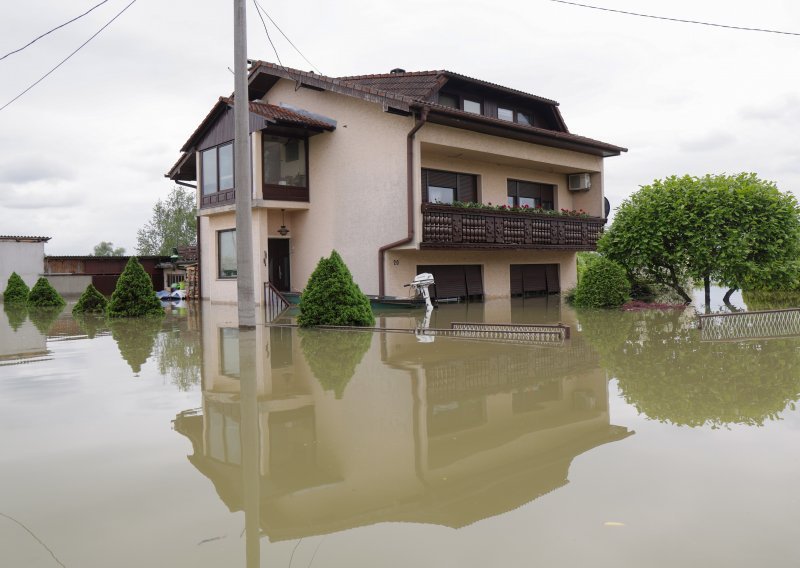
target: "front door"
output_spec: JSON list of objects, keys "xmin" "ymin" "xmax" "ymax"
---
[{"xmin": 268, "ymin": 238, "xmax": 291, "ymax": 291}]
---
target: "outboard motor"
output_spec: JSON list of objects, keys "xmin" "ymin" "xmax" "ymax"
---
[{"xmin": 405, "ymin": 273, "xmax": 435, "ymax": 342}]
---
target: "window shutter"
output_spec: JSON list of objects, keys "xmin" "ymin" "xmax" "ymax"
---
[{"xmin": 456, "ymin": 174, "xmax": 477, "ymax": 203}]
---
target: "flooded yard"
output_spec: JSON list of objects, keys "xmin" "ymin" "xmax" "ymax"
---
[{"xmin": 1, "ymin": 297, "xmax": 799, "ymax": 567}]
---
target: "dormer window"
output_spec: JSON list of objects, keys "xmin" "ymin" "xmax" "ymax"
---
[
  {"xmin": 498, "ymin": 107, "xmax": 514, "ymax": 121},
  {"xmin": 497, "ymin": 107, "xmax": 534, "ymax": 126},
  {"xmin": 463, "ymin": 98, "xmax": 481, "ymax": 115},
  {"xmin": 516, "ymin": 112, "xmax": 532, "ymax": 126},
  {"xmin": 438, "ymin": 93, "xmax": 458, "ymax": 108}
]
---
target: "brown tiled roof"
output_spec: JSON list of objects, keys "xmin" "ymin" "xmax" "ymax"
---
[
  {"xmin": 337, "ymin": 71, "xmax": 444, "ymax": 101},
  {"xmin": 338, "ymin": 69, "xmax": 560, "ymax": 107},
  {"xmin": 220, "ymin": 97, "xmax": 336, "ymax": 131},
  {"xmin": 0, "ymin": 235, "xmax": 50, "ymax": 242}
]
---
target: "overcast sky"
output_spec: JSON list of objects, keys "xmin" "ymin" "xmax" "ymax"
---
[{"xmin": 1, "ymin": 0, "xmax": 798, "ymax": 255}]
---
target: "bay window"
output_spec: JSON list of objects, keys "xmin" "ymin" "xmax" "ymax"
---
[{"xmin": 201, "ymin": 143, "xmax": 234, "ymax": 195}]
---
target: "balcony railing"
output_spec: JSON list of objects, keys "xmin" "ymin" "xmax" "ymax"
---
[{"xmin": 421, "ymin": 203, "xmax": 606, "ymax": 250}]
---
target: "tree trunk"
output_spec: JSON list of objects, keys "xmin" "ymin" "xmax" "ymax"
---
[
  {"xmin": 723, "ymin": 287, "xmax": 738, "ymax": 310},
  {"xmin": 704, "ymin": 275, "xmax": 711, "ymax": 313}
]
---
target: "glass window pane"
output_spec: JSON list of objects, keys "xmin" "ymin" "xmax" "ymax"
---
[
  {"xmin": 201, "ymin": 149, "xmax": 217, "ymax": 195},
  {"xmin": 439, "ymin": 93, "xmax": 458, "ymax": 108},
  {"xmin": 498, "ymin": 107, "xmax": 514, "ymax": 121},
  {"xmin": 516, "ymin": 112, "xmax": 532, "ymax": 126},
  {"xmin": 218, "ymin": 230, "xmax": 237, "ymax": 278},
  {"xmin": 428, "ymin": 186, "xmax": 455, "ymax": 204},
  {"xmin": 519, "ymin": 197, "xmax": 536, "ymax": 208},
  {"xmin": 218, "ymin": 144, "xmax": 234, "ymax": 190},
  {"xmin": 507, "ymin": 196, "xmax": 516, "ymax": 207},
  {"xmin": 463, "ymin": 99, "xmax": 481, "ymax": 114},
  {"xmin": 263, "ymin": 135, "xmax": 307, "ymax": 187}
]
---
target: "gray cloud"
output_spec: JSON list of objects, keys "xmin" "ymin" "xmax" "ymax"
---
[
  {"xmin": 679, "ymin": 131, "xmax": 737, "ymax": 153},
  {"xmin": 0, "ymin": 159, "xmax": 75, "ymax": 186}
]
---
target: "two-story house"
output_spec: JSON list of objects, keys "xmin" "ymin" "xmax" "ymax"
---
[{"xmin": 167, "ymin": 61, "xmax": 625, "ymax": 305}]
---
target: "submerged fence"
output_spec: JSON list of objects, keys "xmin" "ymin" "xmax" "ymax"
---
[{"xmin": 698, "ymin": 308, "xmax": 800, "ymax": 341}]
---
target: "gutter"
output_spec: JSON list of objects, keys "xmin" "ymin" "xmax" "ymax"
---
[{"xmin": 378, "ymin": 107, "xmax": 428, "ymax": 298}]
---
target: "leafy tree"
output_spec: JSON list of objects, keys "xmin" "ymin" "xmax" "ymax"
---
[
  {"xmin": 93, "ymin": 241, "xmax": 125, "ymax": 256},
  {"xmin": 599, "ymin": 173, "xmax": 800, "ymax": 309},
  {"xmin": 107, "ymin": 257, "xmax": 164, "ymax": 318},
  {"xmin": 136, "ymin": 186, "xmax": 197, "ymax": 255},
  {"xmin": 3, "ymin": 272, "xmax": 29, "ymax": 305},
  {"xmin": 27, "ymin": 277, "xmax": 66, "ymax": 308},
  {"xmin": 72, "ymin": 283, "xmax": 108, "ymax": 315},
  {"xmin": 572, "ymin": 257, "xmax": 630, "ymax": 308},
  {"xmin": 298, "ymin": 250, "xmax": 375, "ymax": 327},
  {"xmin": 300, "ymin": 328, "xmax": 372, "ymax": 398}
]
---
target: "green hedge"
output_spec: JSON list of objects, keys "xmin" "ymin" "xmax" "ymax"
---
[{"xmin": 572, "ymin": 257, "xmax": 630, "ymax": 308}]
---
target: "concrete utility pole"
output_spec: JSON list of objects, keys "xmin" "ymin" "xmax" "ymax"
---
[{"xmin": 234, "ymin": 0, "xmax": 256, "ymax": 328}]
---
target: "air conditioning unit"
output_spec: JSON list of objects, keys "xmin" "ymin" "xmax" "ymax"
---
[{"xmin": 568, "ymin": 173, "xmax": 591, "ymax": 191}]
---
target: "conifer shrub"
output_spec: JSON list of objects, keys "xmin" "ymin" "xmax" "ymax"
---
[
  {"xmin": 107, "ymin": 257, "xmax": 164, "ymax": 318},
  {"xmin": 72, "ymin": 283, "xmax": 108, "ymax": 315},
  {"xmin": 27, "ymin": 277, "xmax": 66, "ymax": 308},
  {"xmin": 3, "ymin": 272, "xmax": 30, "ymax": 305},
  {"xmin": 572, "ymin": 257, "xmax": 631, "ymax": 308},
  {"xmin": 298, "ymin": 250, "xmax": 375, "ymax": 327}
]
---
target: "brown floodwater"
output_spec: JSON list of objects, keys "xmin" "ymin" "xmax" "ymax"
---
[{"xmin": 1, "ymin": 297, "xmax": 799, "ymax": 567}]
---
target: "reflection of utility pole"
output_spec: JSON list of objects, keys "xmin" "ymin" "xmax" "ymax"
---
[
  {"xmin": 239, "ymin": 328, "xmax": 260, "ymax": 567},
  {"xmin": 234, "ymin": 0, "xmax": 255, "ymax": 328}
]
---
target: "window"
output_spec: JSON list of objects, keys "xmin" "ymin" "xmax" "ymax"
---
[
  {"xmin": 498, "ymin": 107, "xmax": 514, "ymax": 121},
  {"xmin": 438, "ymin": 93, "xmax": 458, "ymax": 108},
  {"xmin": 516, "ymin": 112, "xmax": 532, "ymax": 126},
  {"xmin": 507, "ymin": 180, "xmax": 554, "ymax": 210},
  {"xmin": 218, "ymin": 229, "xmax": 237, "ymax": 278},
  {"xmin": 463, "ymin": 98, "xmax": 481, "ymax": 115},
  {"xmin": 422, "ymin": 169, "xmax": 477, "ymax": 204},
  {"xmin": 263, "ymin": 134, "xmax": 307, "ymax": 188},
  {"xmin": 201, "ymin": 143, "xmax": 234, "ymax": 195}
]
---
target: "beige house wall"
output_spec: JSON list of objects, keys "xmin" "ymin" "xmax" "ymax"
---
[{"xmin": 195, "ymin": 80, "xmax": 609, "ymax": 301}]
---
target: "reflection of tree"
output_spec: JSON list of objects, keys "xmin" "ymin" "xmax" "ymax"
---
[
  {"xmin": 109, "ymin": 318, "xmax": 162, "ymax": 374},
  {"xmin": 300, "ymin": 329, "xmax": 372, "ymax": 399},
  {"xmin": 75, "ymin": 315, "xmax": 109, "ymax": 339},
  {"xmin": 4, "ymin": 304, "xmax": 27, "ymax": 331},
  {"xmin": 578, "ymin": 309, "xmax": 800, "ymax": 428},
  {"xmin": 154, "ymin": 328, "xmax": 201, "ymax": 391},
  {"xmin": 28, "ymin": 306, "xmax": 63, "ymax": 335},
  {"xmin": 742, "ymin": 290, "xmax": 800, "ymax": 311}
]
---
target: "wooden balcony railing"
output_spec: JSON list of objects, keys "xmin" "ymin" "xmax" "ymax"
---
[{"xmin": 421, "ymin": 203, "xmax": 606, "ymax": 250}]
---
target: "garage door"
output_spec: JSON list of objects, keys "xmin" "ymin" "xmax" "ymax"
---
[
  {"xmin": 417, "ymin": 265, "xmax": 483, "ymax": 301},
  {"xmin": 510, "ymin": 264, "xmax": 560, "ymax": 296}
]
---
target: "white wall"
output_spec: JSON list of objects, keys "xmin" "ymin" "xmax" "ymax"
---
[{"xmin": 0, "ymin": 240, "xmax": 45, "ymax": 293}]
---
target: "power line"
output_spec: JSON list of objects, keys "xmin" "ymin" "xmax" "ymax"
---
[
  {"xmin": 0, "ymin": 0, "xmax": 138, "ymax": 114},
  {"xmin": 0, "ymin": 0, "xmax": 112, "ymax": 62},
  {"xmin": 549, "ymin": 0, "xmax": 800, "ymax": 36},
  {"xmin": 251, "ymin": 0, "xmax": 284, "ymax": 68},
  {"xmin": 252, "ymin": 1, "xmax": 322, "ymax": 74}
]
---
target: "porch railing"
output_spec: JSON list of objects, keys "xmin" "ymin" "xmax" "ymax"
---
[
  {"xmin": 264, "ymin": 281, "xmax": 291, "ymax": 322},
  {"xmin": 421, "ymin": 203, "xmax": 606, "ymax": 250}
]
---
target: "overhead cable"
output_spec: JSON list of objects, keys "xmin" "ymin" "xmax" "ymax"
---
[
  {"xmin": 0, "ymin": 0, "xmax": 138, "ymax": 113},
  {"xmin": 549, "ymin": 0, "xmax": 800, "ymax": 36},
  {"xmin": 0, "ymin": 0, "xmax": 112, "ymax": 62},
  {"xmin": 253, "ymin": 0, "xmax": 322, "ymax": 74},
  {"xmin": 251, "ymin": 0, "xmax": 284, "ymax": 68}
]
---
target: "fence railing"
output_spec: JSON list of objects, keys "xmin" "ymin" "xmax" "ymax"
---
[
  {"xmin": 698, "ymin": 308, "xmax": 800, "ymax": 341},
  {"xmin": 421, "ymin": 203, "xmax": 605, "ymax": 250},
  {"xmin": 264, "ymin": 282, "xmax": 291, "ymax": 322}
]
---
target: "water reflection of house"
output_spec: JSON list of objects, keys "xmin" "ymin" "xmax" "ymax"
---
[{"xmin": 174, "ymin": 306, "xmax": 632, "ymax": 541}]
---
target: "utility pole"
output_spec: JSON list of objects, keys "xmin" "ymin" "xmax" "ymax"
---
[{"xmin": 234, "ymin": 0, "xmax": 256, "ymax": 328}]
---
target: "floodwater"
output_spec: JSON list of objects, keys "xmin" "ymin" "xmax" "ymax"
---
[{"xmin": 1, "ymin": 296, "xmax": 799, "ymax": 568}]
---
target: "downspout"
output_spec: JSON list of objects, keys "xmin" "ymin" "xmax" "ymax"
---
[{"xmin": 378, "ymin": 107, "xmax": 428, "ymax": 298}]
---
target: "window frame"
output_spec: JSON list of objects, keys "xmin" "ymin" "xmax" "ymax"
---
[
  {"xmin": 217, "ymin": 229, "xmax": 237, "ymax": 279},
  {"xmin": 200, "ymin": 142, "xmax": 234, "ymax": 196},
  {"xmin": 422, "ymin": 168, "xmax": 478, "ymax": 204},
  {"xmin": 507, "ymin": 179, "xmax": 555, "ymax": 210},
  {"xmin": 262, "ymin": 131, "xmax": 310, "ymax": 202}
]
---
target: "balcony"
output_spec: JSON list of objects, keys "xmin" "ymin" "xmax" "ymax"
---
[{"xmin": 420, "ymin": 203, "xmax": 605, "ymax": 250}]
